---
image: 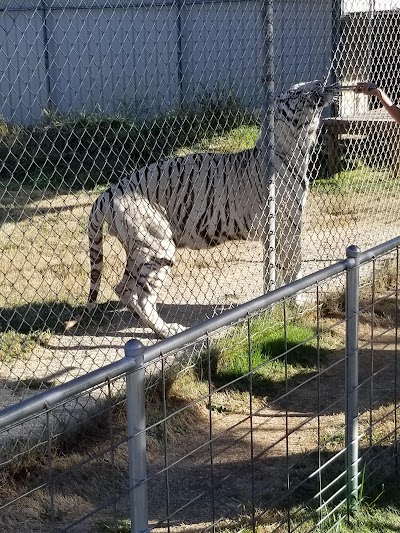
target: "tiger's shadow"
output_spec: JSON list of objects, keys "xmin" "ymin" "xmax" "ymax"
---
[{"xmin": 0, "ymin": 300, "xmax": 222, "ymax": 339}]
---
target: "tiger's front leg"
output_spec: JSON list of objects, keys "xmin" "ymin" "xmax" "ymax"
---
[{"xmin": 274, "ymin": 181, "xmax": 306, "ymax": 287}]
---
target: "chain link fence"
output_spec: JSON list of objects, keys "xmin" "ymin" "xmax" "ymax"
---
[
  {"xmin": 1, "ymin": 0, "xmax": 400, "ymax": 408},
  {"xmin": 1, "ymin": 237, "xmax": 400, "ymax": 532}
]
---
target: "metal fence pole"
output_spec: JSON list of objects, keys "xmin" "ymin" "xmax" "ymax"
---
[
  {"xmin": 262, "ymin": 0, "xmax": 275, "ymax": 292},
  {"xmin": 176, "ymin": 0, "xmax": 183, "ymax": 106},
  {"xmin": 125, "ymin": 339, "xmax": 149, "ymax": 533},
  {"xmin": 345, "ymin": 245, "xmax": 361, "ymax": 509},
  {"xmin": 40, "ymin": 0, "xmax": 53, "ymax": 111}
]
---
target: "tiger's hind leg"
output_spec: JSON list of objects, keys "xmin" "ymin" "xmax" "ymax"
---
[
  {"xmin": 116, "ymin": 254, "xmax": 185, "ymax": 338},
  {"xmin": 275, "ymin": 184, "xmax": 305, "ymax": 286},
  {"xmin": 113, "ymin": 196, "xmax": 185, "ymax": 338}
]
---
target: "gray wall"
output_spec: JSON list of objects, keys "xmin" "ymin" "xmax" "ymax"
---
[{"xmin": 0, "ymin": 0, "xmax": 333, "ymax": 124}]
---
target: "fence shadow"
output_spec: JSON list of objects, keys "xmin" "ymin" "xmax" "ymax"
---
[
  {"xmin": 0, "ymin": 198, "xmax": 94, "ymax": 226},
  {"xmin": 0, "ymin": 301, "xmax": 218, "ymax": 337},
  {"xmin": 196, "ymin": 341, "xmax": 399, "ymax": 419}
]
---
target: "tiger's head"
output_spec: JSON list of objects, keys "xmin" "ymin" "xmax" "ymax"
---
[
  {"xmin": 276, "ymin": 80, "xmax": 334, "ymax": 130},
  {"xmin": 264, "ymin": 80, "xmax": 335, "ymax": 159},
  {"xmin": 257, "ymin": 80, "xmax": 335, "ymax": 156}
]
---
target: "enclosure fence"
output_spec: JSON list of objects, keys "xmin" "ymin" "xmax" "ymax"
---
[
  {"xmin": 2, "ymin": 0, "xmax": 400, "ymax": 411},
  {"xmin": 1, "ymin": 0, "xmax": 400, "ymax": 528},
  {"xmin": 1, "ymin": 236, "xmax": 399, "ymax": 532}
]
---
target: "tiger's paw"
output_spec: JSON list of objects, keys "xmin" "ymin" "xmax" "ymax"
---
[
  {"xmin": 156, "ymin": 322, "xmax": 186, "ymax": 338},
  {"xmin": 168, "ymin": 322, "xmax": 186, "ymax": 335}
]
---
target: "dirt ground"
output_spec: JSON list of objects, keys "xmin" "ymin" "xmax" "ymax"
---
[{"xmin": 1, "ymin": 185, "xmax": 400, "ymax": 409}]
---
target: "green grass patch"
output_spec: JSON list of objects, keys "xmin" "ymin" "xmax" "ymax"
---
[
  {"xmin": 196, "ymin": 311, "xmax": 329, "ymax": 395},
  {"xmin": 218, "ymin": 321, "xmax": 322, "ymax": 376},
  {"xmin": 312, "ymin": 164, "xmax": 400, "ymax": 195},
  {"xmin": 0, "ymin": 301, "xmax": 72, "ymax": 361},
  {"xmin": 289, "ymin": 475, "xmax": 400, "ymax": 533},
  {"xmin": 0, "ymin": 330, "xmax": 48, "ymax": 362},
  {"xmin": 175, "ymin": 123, "xmax": 259, "ymax": 156},
  {"xmin": 99, "ymin": 519, "xmax": 131, "ymax": 532}
]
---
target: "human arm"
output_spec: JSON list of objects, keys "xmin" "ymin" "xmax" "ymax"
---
[{"xmin": 354, "ymin": 82, "xmax": 400, "ymax": 125}]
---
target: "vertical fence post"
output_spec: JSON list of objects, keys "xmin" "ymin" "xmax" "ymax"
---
[
  {"xmin": 40, "ymin": 0, "xmax": 53, "ymax": 112},
  {"xmin": 125, "ymin": 339, "xmax": 148, "ymax": 533},
  {"xmin": 176, "ymin": 0, "xmax": 183, "ymax": 106},
  {"xmin": 345, "ymin": 245, "xmax": 361, "ymax": 510},
  {"xmin": 261, "ymin": 0, "xmax": 275, "ymax": 292}
]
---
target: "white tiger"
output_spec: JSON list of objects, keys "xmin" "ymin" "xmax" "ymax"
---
[{"xmin": 76, "ymin": 80, "xmax": 334, "ymax": 338}]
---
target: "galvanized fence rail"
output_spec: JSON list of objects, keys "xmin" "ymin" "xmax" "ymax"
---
[{"xmin": 1, "ymin": 236, "xmax": 400, "ymax": 532}]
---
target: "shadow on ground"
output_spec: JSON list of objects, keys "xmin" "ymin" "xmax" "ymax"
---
[
  {"xmin": 1, "ymin": 379, "xmax": 399, "ymax": 533},
  {"xmin": 0, "ymin": 301, "xmax": 224, "ymax": 337}
]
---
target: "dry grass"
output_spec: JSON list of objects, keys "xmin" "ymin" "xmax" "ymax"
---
[
  {"xmin": 0, "ymin": 370, "xmax": 212, "ymax": 533},
  {"xmin": 0, "ymin": 187, "xmax": 115, "ymax": 309}
]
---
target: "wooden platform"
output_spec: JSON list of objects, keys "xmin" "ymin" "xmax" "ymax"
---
[{"xmin": 321, "ymin": 109, "xmax": 397, "ymax": 175}]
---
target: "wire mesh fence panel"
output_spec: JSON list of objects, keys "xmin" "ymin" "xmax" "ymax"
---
[
  {"xmin": 1, "ymin": 238, "xmax": 400, "ymax": 532},
  {"xmin": 355, "ymin": 248, "xmax": 400, "ymax": 496},
  {"xmin": 0, "ymin": 276, "xmax": 353, "ymax": 532},
  {"xmin": 1, "ymin": 0, "xmax": 400, "ymax": 418},
  {"xmin": 315, "ymin": 0, "xmax": 400, "ymax": 267}
]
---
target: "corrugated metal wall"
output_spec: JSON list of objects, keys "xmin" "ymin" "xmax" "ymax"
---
[
  {"xmin": 275, "ymin": 0, "xmax": 333, "ymax": 92},
  {"xmin": 0, "ymin": 0, "xmax": 333, "ymax": 124}
]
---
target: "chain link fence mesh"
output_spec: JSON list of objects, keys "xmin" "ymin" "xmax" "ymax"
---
[
  {"xmin": 1, "ymin": 245, "xmax": 400, "ymax": 531},
  {"xmin": 1, "ymin": 0, "xmax": 400, "ymax": 408}
]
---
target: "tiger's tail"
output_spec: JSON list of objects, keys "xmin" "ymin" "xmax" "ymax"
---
[
  {"xmin": 65, "ymin": 192, "xmax": 107, "ymax": 330},
  {"xmin": 86, "ymin": 194, "xmax": 107, "ymax": 310}
]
